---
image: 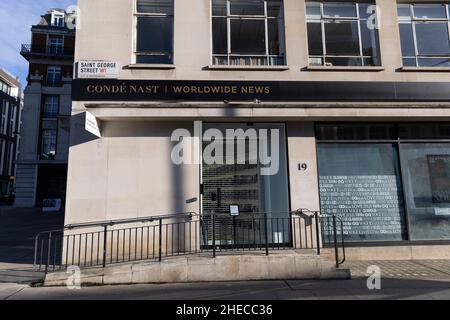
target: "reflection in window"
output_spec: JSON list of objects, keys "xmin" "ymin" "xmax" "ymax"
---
[
  {"xmin": 400, "ymin": 144, "xmax": 450, "ymax": 240},
  {"xmin": 398, "ymin": 3, "xmax": 450, "ymax": 67},
  {"xmin": 41, "ymin": 129, "xmax": 57, "ymax": 159},
  {"xmin": 306, "ymin": 1, "xmax": 381, "ymax": 66},
  {"xmin": 135, "ymin": 0, "xmax": 174, "ymax": 64},
  {"xmin": 212, "ymin": 0, "xmax": 286, "ymax": 66}
]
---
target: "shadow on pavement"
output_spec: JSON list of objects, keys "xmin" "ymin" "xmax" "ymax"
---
[{"xmin": 0, "ymin": 206, "xmax": 64, "ymax": 283}]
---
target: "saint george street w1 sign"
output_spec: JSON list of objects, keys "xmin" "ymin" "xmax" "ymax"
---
[{"xmin": 76, "ymin": 61, "xmax": 119, "ymax": 79}]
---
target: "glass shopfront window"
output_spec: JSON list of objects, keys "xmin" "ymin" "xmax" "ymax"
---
[
  {"xmin": 318, "ymin": 143, "xmax": 407, "ymax": 242},
  {"xmin": 317, "ymin": 123, "xmax": 450, "ymax": 243},
  {"xmin": 400, "ymin": 143, "xmax": 450, "ymax": 240}
]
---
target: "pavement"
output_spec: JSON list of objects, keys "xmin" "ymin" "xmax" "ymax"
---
[
  {"xmin": 1, "ymin": 277, "xmax": 450, "ymax": 300},
  {"xmin": 1, "ymin": 206, "xmax": 450, "ymax": 300},
  {"xmin": 0, "ymin": 206, "xmax": 64, "ymax": 283}
]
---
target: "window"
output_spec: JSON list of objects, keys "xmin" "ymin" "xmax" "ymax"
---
[
  {"xmin": 400, "ymin": 144, "xmax": 450, "ymax": 240},
  {"xmin": 316, "ymin": 123, "xmax": 450, "ymax": 242},
  {"xmin": 398, "ymin": 3, "xmax": 450, "ymax": 67},
  {"xmin": 135, "ymin": 0, "xmax": 174, "ymax": 64},
  {"xmin": 51, "ymin": 12, "xmax": 65, "ymax": 27},
  {"xmin": 0, "ymin": 80, "xmax": 11, "ymax": 95},
  {"xmin": 41, "ymin": 129, "xmax": 57, "ymax": 159},
  {"xmin": 7, "ymin": 142, "xmax": 13, "ymax": 175},
  {"xmin": 306, "ymin": 1, "xmax": 381, "ymax": 66},
  {"xmin": 46, "ymin": 66, "xmax": 61, "ymax": 86},
  {"xmin": 318, "ymin": 143, "xmax": 407, "ymax": 242},
  {"xmin": 43, "ymin": 96, "xmax": 59, "ymax": 118},
  {"xmin": 212, "ymin": 0, "xmax": 286, "ymax": 66},
  {"xmin": 1, "ymin": 100, "xmax": 8, "ymax": 135},
  {"xmin": 8, "ymin": 105, "xmax": 16, "ymax": 136},
  {"xmin": 48, "ymin": 36, "xmax": 64, "ymax": 55},
  {"xmin": 0, "ymin": 141, "xmax": 5, "ymax": 176}
]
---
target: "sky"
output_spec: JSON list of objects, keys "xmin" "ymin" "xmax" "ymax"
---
[{"xmin": 0, "ymin": 0, "xmax": 75, "ymax": 89}]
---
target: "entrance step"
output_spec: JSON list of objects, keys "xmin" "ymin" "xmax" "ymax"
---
[{"xmin": 44, "ymin": 250, "xmax": 350, "ymax": 286}]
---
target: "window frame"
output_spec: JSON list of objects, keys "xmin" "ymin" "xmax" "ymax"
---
[
  {"xmin": 46, "ymin": 66, "xmax": 62, "ymax": 86},
  {"xmin": 41, "ymin": 129, "xmax": 57, "ymax": 159},
  {"xmin": 43, "ymin": 95, "xmax": 59, "ymax": 118},
  {"xmin": 48, "ymin": 35, "xmax": 64, "ymax": 55},
  {"xmin": 133, "ymin": 0, "xmax": 174, "ymax": 65},
  {"xmin": 1, "ymin": 100, "xmax": 8, "ymax": 135},
  {"xmin": 211, "ymin": 0, "xmax": 286, "ymax": 66},
  {"xmin": 398, "ymin": 3, "xmax": 450, "ymax": 67},
  {"xmin": 306, "ymin": 1, "xmax": 381, "ymax": 67},
  {"xmin": 51, "ymin": 12, "xmax": 65, "ymax": 27}
]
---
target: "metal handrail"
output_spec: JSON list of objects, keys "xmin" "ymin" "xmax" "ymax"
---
[
  {"xmin": 64, "ymin": 212, "xmax": 197, "ymax": 230},
  {"xmin": 319, "ymin": 213, "xmax": 346, "ymax": 268},
  {"xmin": 34, "ymin": 209, "xmax": 346, "ymax": 273}
]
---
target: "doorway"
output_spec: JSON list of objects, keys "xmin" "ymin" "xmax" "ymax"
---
[{"xmin": 200, "ymin": 123, "xmax": 290, "ymax": 248}]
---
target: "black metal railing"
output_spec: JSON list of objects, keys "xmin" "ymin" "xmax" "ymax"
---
[
  {"xmin": 21, "ymin": 44, "xmax": 74, "ymax": 57},
  {"xmin": 34, "ymin": 210, "xmax": 346, "ymax": 273},
  {"xmin": 320, "ymin": 214, "xmax": 346, "ymax": 268}
]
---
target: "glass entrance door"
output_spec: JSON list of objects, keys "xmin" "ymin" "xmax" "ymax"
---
[{"xmin": 200, "ymin": 123, "xmax": 290, "ymax": 248}]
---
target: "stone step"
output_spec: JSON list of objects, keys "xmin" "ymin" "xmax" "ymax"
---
[{"xmin": 44, "ymin": 251, "xmax": 351, "ymax": 286}]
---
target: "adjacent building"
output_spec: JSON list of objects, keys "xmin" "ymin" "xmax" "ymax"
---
[
  {"xmin": 67, "ymin": 0, "xmax": 450, "ymax": 260},
  {"xmin": 16, "ymin": 9, "xmax": 75, "ymax": 208},
  {"xmin": 0, "ymin": 68, "xmax": 22, "ymax": 205}
]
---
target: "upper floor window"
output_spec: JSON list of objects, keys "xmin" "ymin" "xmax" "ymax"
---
[
  {"xmin": 51, "ymin": 12, "xmax": 65, "ymax": 27},
  {"xmin": 398, "ymin": 3, "xmax": 450, "ymax": 67},
  {"xmin": 41, "ymin": 129, "xmax": 57, "ymax": 159},
  {"xmin": 8, "ymin": 105, "xmax": 16, "ymax": 136},
  {"xmin": 43, "ymin": 96, "xmax": 59, "ymax": 118},
  {"xmin": 1, "ymin": 101, "xmax": 8, "ymax": 135},
  {"xmin": 306, "ymin": 1, "xmax": 381, "ymax": 67},
  {"xmin": 46, "ymin": 66, "xmax": 62, "ymax": 86},
  {"xmin": 212, "ymin": 0, "xmax": 286, "ymax": 66},
  {"xmin": 48, "ymin": 36, "xmax": 64, "ymax": 55},
  {"xmin": 0, "ymin": 80, "xmax": 11, "ymax": 96},
  {"xmin": 135, "ymin": 0, "xmax": 174, "ymax": 64}
]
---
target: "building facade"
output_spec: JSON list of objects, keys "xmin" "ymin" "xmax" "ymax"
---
[
  {"xmin": 68, "ymin": 0, "xmax": 450, "ymax": 259},
  {"xmin": 16, "ymin": 9, "xmax": 75, "ymax": 208},
  {"xmin": 0, "ymin": 68, "xmax": 22, "ymax": 205}
]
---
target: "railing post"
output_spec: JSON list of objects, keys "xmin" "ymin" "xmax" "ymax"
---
[
  {"xmin": 102, "ymin": 225, "xmax": 108, "ymax": 268},
  {"xmin": 212, "ymin": 213, "xmax": 216, "ymax": 258},
  {"xmin": 314, "ymin": 212, "xmax": 321, "ymax": 256},
  {"xmin": 158, "ymin": 219, "xmax": 162, "ymax": 262},
  {"xmin": 264, "ymin": 212, "xmax": 269, "ymax": 256},
  {"xmin": 333, "ymin": 215, "xmax": 339, "ymax": 268},
  {"xmin": 45, "ymin": 232, "xmax": 52, "ymax": 274},
  {"xmin": 33, "ymin": 234, "xmax": 39, "ymax": 270}
]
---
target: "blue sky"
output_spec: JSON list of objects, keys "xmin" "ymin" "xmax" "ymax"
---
[{"xmin": 0, "ymin": 0, "xmax": 75, "ymax": 88}]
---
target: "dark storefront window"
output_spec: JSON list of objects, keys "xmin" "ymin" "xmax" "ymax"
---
[
  {"xmin": 135, "ymin": 0, "xmax": 174, "ymax": 64},
  {"xmin": 318, "ymin": 143, "xmax": 407, "ymax": 242},
  {"xmin": 400, "ymin": 144, "xmax": 450, "ymax": 240},
  {"xmin": 317, "ymin": 123, "xmax": 450, "ymax": 243}
]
